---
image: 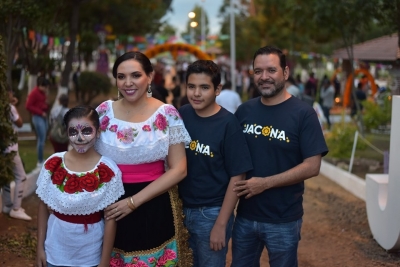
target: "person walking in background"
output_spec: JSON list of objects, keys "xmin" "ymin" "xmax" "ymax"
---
[
  {"xmin": 36, "ymin": 105, "xmax": 124, "ymax": 267},
  {"xmin": 2, "ymin": 88, "xmax": 32, "ymax": 221},
  {"xmin": 285, "ymin": 76, "xmax": 301, "ymax": 98},
  {"xmin": 216, "ymin": 81, "xmax": 242, "ymax": 113},
  {"xmin": 351, "ymin": 82, "xmax": 367, "ymax": 117},
  {"xmin": 95, "ymin": 51, "xmax": 192, "ymax": 266},
  {"xmin": 232, "ymin": 46, "xmax": 328, "ymax": 267},
  {"xmin": 49, "ymin": 94, "xmax": 70, "ymax": 152},
  {"xmin": 171, "ymin": 76, "xmax": 182, "ymax": 108},
  {"xmin": 304, "ymin": 72, "xmax": 317, "ymax": 99},
  {"xmin": 236, "ymin": 66, "xmax": 244, "ymax": 97},
  {"xmin": 296, "ymin": 74, "xmax": 304, "ymax": 95},
  {"xmin": 319, "ymin": 79, "xmax": 335, "ymax": 130},
  {"xmin": 72, "ymin": 66, "xmax": 81, "ymax": 103},
  {"xmin": 25, "ymin": 76, "xmax": 50, "ymax": 167},
  {"xmin": 179, "ymin": 60, "xmax": 253, "ymax": 267}
]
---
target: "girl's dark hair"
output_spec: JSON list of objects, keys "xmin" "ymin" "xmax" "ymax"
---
[
  {"xmin": 112, "ymin": 51, "xmax": 153, "ymax": 78},
  {"xmin": 63, "ymin": 105, "xmax": 99, "ymax": 130},
  {"xmin": 186, "ymin": 60, "xmax": 221, "ymax": 89}
]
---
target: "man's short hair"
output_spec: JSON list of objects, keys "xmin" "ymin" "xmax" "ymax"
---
[{"xmin": 253, "ymin": 46, "xmax": 286, "ymax": 70}]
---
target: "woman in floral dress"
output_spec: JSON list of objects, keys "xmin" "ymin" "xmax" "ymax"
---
[
  {"xmin": 96, "ymin": 51, "xmax": 192, "ymax": 266},
  {"xmin": 36, "ymin": 105, "xmax": 124, "ymax": 267}
]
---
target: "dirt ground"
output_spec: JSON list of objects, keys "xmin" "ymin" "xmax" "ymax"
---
[{"xmin": 1, "ymin": 174, "xmax": 400, "ymax": 267}]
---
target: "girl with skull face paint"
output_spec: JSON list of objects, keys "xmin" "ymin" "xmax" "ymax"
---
[{"xmin": 35, "ymin": 105, "xmax": 124, "ymax": 267}]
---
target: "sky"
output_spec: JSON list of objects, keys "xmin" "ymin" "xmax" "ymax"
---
[{"xmin": 163, "ymin": 0, "xmax": 225, "ymax": 36}]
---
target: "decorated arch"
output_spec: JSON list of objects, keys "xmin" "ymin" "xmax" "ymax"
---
[
  {"xmin": 336, "ymin": 69, "xmax": 377, "ymax": 107},
  {"xmin": 144, "ymin": 43, "xmax": 212, "ymax": 60}
]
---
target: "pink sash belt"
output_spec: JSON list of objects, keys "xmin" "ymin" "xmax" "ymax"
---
[{"xmin": 117, "ymin": 161, "xmax": 165, "ymax": 183}]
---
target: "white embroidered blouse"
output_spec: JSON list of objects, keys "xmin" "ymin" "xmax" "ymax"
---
[
  {"xmin": 35, "ymin": 152, "xmax": 124, "ymax": 266},
  {"xmin": 95, "ymin": 100, "xmax": 191, "ymax": 165}
]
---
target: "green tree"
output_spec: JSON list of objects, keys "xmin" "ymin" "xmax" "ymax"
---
[
  {"xmin": 0, "ymin": 0, "xmax": 41, "ymax": 87},
  {"xmin": 314, "ymin": 0, "xmax": 378, "ymax": 135},
  {"xmin": 79, "ymin": 71, "xmax": 112, "ymax": 105},
  {"xmin": 375, "ymin": 0, "xmax": 400, "ymax": 50},
  {"xmin": 183, "ymin": 5, "xmax": 210, "ymax": 45},
  {"xmin": 0, "ymin": 35, "xmax": 17, "ymax": 187},
  {"xmin": 218, "ymin": 0, "xmax": 333, "ymax": 62},
  {"xmin": 159, "ymin": 23, "xmax": 177, "ymax": 37},
  {"xmin": 79, "ymin": 0, "xmax": 172, "ymax": 36}
]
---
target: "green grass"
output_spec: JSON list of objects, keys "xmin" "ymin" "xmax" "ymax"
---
[{"xmin": 18, "ymin": 140, "xmax": 54, "ymax": 173}]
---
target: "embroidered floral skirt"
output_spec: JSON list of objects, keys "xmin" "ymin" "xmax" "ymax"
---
[{"xmin": 110, "ymin": 183, "xmax": 192, "ymax": 267}]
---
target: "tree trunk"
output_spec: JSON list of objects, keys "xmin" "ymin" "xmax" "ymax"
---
[
  {"xmin": 60, "ymin": 2, "xmax": 80, "ymax": 88},
  {"xmin": 4, "ymin": 15, "xmax": 21, "ymax": 89},
  {"xmin": 52, "ymin": 1, "xmax": 81, "ymax": 116}
]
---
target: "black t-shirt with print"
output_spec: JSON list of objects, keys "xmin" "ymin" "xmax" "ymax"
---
[
  {"xmin": 235, "ymin": 96, "xmax": 328, "ymax": 223},
  {"xmin": 178, "ymin": 104, "xmax": 253, "ymax": 208}
]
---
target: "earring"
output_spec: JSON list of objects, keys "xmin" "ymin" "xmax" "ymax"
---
[
  {"xmin": 118, "ymin": 90, "xmax": 121, "ymax": 99},
  {"xmin": 147, "ymin": 84, "xmax": 152, "ymax": 98}
]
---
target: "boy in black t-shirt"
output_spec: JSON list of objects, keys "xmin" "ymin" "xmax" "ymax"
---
[{"xmin": 178, "ymin": 60, "xmax": 253, "ymax": 267}]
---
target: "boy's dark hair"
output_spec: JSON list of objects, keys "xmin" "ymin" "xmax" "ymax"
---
[
  {"xmin": 37, "ymin": 76, "xmax": 51, "ymax": 87},
  {"xmin": 112, "ymin": 51, "xmax": 153, "ymax": 78},
  {"xmin": 186, "ymin": 60, "xmax": 221, "ymax": 89},
  {"xmin": 253, "ymin": 46, "xmax": 286, "ymax": 70},
  {"xmin": 63, "ymin": 105, "xmax": 99, "ymax": 130}
]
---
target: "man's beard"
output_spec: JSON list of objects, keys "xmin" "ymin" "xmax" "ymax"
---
[{"xmin": 256, "ymin": 79, "xmax": 286, "ymax": 98}]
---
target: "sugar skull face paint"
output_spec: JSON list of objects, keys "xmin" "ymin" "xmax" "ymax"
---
[{"xmin": 68, "ymin": 117, "xmax": 98, "ymax": 153}]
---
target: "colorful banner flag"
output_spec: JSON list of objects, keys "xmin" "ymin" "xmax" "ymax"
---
[{"xmin": 42, "ymin": 35, "xmax": 48, "ymax": 45}]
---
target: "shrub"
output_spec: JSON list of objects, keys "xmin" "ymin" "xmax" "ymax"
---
[
  {"xmin": 362, "ymin": 96, "xmax": 392, "ymax": 132},
  {"xmin": 325, "ymin": 121, "xmax": 367, "ymax": 158},
  {"xmin": 79, "ymin": 71, "xmax": 112, "ymax": 104}
]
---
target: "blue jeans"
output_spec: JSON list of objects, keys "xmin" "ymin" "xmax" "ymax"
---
[
  {"xmin": 183, "ymin": 206, "xmax": 234, "ymax": 267},
  {"xmin": 32, "ymin": 115, "xmax": 48, "ymax": 163},
  {"xmin": 231, "ymin": 216, "xmax": 302, "ymax": 267}
]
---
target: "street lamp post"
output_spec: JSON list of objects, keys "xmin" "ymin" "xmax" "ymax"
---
[
  {"xmin": 201, "ymin": 0, "xmax": 206, "ymax": 51},
  {"xmin": 190, "ymin": 21, "xmax": 198, "ymax": 45},
  {"xmin": 188, "ymin": 12, "xmax": 197, "ymax": 45},
  {"xmin": 230, "ymin": 0, "xmax": 236, "ymax": 90}
]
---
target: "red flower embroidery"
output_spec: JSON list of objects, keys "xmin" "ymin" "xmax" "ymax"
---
[
  {"xmin": 100, "ymin": 115, "xmax": 110, "ymax": 131},
  {"xmin": 97, "ymin": 163, "xmax": 115, "ymax": 183},
  {"xmin": 153, "ymin": 114, "xmax": 168, "ymax": 132},
  {"xmin": 45, "ymin": 157, "xmax": 62, "ymax": 173},
  {"xmin": 162, "ymin": 249, "xmax": 176, "ymax": 261},
  {"xmin": 49, "ymin": 159, "xmax": 115, "ymax": 194},
  {"xmin": 64, "ymin": 174, "xmax": 81, "ymax": 194},
  {"xmin": 109, "ymin": 253, "xmax": 125, "ymax": 267},
  {"xmin": 142, "ymin": 125, "xmax": 151, "ymax": 131},
  {"xmin": 52, "ymin": 167, "xmax": 67, "ymax": 185},
  {"xmin": 79, "ymin": 172, "xmax": 100, "ymax": 192}
]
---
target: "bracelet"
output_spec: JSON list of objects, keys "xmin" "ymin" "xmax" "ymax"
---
[
  {"xmin": 126, "ymin": 199, "xmax": 135, "ymax": 211},
  {"xmin": 129, "ymin": 197, "xmax": 136, "ymax": 210}
]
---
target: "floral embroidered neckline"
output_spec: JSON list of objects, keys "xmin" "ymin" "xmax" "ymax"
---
[
  {"xmin": 96, "ymin": 101, "xmax": 182, "ymax": 144},
  {"xmin": 44, "ymin": 156, "xmax": 115, "ymax": 194}
]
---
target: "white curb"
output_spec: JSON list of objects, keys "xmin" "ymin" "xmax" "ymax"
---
[{"xmin": 320, "ymin": 159, "xmax": 366, "ymax": 201}]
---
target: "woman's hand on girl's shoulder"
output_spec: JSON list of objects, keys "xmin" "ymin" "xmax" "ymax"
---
[{"xmin": 104, "ymin": 197, "xmax": 135, "ymax": 221}]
